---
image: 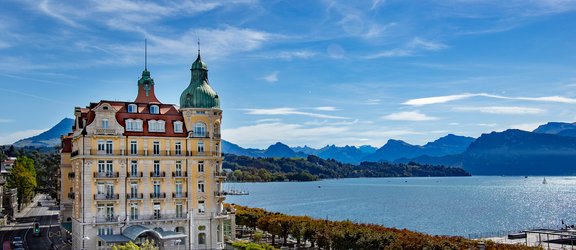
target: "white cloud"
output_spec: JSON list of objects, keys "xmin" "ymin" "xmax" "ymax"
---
[
  {"xmin": 408, "ymin": 37, "xmax": 448, "ymax": 51},
  {"xmin": 382, "ymin": 111, "xmax": 439, "ymax": 121},
  {"xmin": 0, "ymin": 128, "xmax": 48, "ymax": 145},
  {"xmin": 277, "ymin": 50, "xmax": 317, "ymax": 60},
  {"xmin": 255, "ymin": 118, "xmax": 281, "ymax": 123},
  {"xmin": 244, "ymin": 108, "xmax": 348, "ymax": 119},
  {"xmin": 454, "ymin": 106, "xmax": 546, "ymax": 114},
  {"xmin": 403, "ymin": 93, "xmax": 576, "ymax": 106},
  {"xmin": 366, "ymin": 37, "xmax": 448, "ymax": 59},
  {"xmin": 314, "ymin": 106, "xmax": 338, "ymax": 111},
  {"xmin": 0, "ymin": 119, "xmax": 14, "ymax": 123},
  {"xmin": 38, "ymin": 0, "xmax": 81, "ymax": 27},
  {"xmin": 365, "ymin": 98, "xmax": 381, "ymax": 105},
  {"xmin": 262, "ymin": 71, "xmax": 279, "ymax": 83},
  {"xmin": 365, "ymin": 48, "xmax": 412, "ymax": 59}
]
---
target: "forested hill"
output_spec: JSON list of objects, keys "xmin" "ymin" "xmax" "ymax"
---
[{"xmin": 222, "ymin": 154, "xmax": 470, "ymax": 182}]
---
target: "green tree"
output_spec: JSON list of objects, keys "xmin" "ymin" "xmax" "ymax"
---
[
  {"xmin": 140, "ymin": 239, "xmax": 159, "ymax": 250},
  {"xmin": 7, "ymin": 156, "xmax": 37, "ymax": 209},
  {"xmin": 112, "ymin": 241, "xmax": 139, "ymax": 250}
]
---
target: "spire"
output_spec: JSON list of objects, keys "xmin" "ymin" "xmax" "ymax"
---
[
  {"xmin": 145, "ymin": 39, "xmax": 148, "ymax": 71},
  {"xmin": 134, "ymin": 39, "xmax": 160, "ymax": 103}
]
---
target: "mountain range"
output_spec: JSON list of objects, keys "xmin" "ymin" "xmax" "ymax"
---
[{"xmin": 9, "ymin": 118, "xmax": 576, "ymax": 176}]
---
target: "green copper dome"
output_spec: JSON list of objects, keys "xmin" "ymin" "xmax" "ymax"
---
[{"xmin": 180, "ymin": 54, "xmax": 220, "ymax": 109}]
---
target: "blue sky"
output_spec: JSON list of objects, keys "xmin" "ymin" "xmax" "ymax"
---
[{"xmin": 1, "ymin": 0, "xmax": 576, "ymax": 148}]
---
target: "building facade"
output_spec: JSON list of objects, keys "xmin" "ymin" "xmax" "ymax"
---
[{"xmin": 60, "ymin": 52, "xmax": 227, "ymax": 250}]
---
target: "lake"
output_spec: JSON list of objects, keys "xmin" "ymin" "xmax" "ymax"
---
[{"xmin": 224, "ymin": 176, "xmax": 576, "ymax": 237}]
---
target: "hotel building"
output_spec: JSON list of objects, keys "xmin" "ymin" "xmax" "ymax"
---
[{"xmin": 60, "ymin": 52, "xmax": 227, "ymax": 250}]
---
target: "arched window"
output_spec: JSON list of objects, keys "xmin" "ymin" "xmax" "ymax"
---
[
  {"xmin": 213, "ymin": 123, "xmax": 220, "ymax": 137},
  {"xmin": 150, "ymin": 105, "xmax": 159, "ymax": 114},
  {"xmin": 127, "ymin": 104, "xmax": 137, "ymax": 113},
  {"xmin": 193, "ymin": 123, "xmax": 206, "ymax": 137},
  {"xmin": 198, "ymin": 233, "xmax": 206, "ymax": 245}
]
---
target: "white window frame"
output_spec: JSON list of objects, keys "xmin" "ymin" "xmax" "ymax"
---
[
  {"xmin": 127, "ymin": 104, "xmax": 137, "ymax": 113},
  {"xmin": 174, "ymin": 121, "xmax": 183, "ymax": 133},
  {"xmin": 197, "ymin": 141, "xmax": 204, "ymax": 153},
  {"xmin": 193, "ymin": 123, "xmax": 206, "ymax": 137},
  {"xmin": 150, "ymin": 105, "xmax": 159, "ymax": 114},
  {"xmin": 101, "ymin": 119, "xmax": 109, "ymax": 129}
]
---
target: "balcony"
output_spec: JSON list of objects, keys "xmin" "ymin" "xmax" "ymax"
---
[
  {"xmin": 95, "ymin": 128, "xmax": 116, "ymax": 135},
  {"xmin": 126, "ymin": 193, "xmax": 144, "ymax": 200},
  {"xmin": 150, "ymin": 171, "xmax": 166, "ymax": 178},
  {"xmin": 68, "ymin": 172, "xmax": 75, "ymax": 179},
  {"xmin": 68, "ymin": 192, "xmax": 75, "ymax": 199},
  {"xmin": 172, "ymin": 192, "xmax": 188, "ymax": 199},
  {"xmin": 71, "ymin": 150, "xmax": 79, "ymax": 157},
  {"xmin": 93, "ymin": 172, "xmax": 119, "ymax": 178},
  {"xmin": 129, "ymin": 214, "xmax": 187, "ymax": 222},
  {"xmin": 214, "ymin": 133, "xmax": 221, "ymax": 138},
  {"xmin": 127, "ymin": 171, "xmax": 143, "ymax": 178},
  {"xmin": 215, "ymin": 191, "xmax": 226, "ymax": 200},
  {"xmin": 213, "ymin": 211, "xmax": 229, "ymax": 219},
  {"xmin": 214, "ymin": 171, "xmax": 227, "ymax": 179},
  {"xmin": 191, "ymin": 131, "xmax": 210, "ymax": 138},
  {"xmin": 90, "ymin": 149, "xmax": 122, "ymax": 156},
  {"xmin": 150, "ymin": 192, "xmax": 166, "ymax": 199},
  {"xmin": 172, "ymin": 171, "xmax": 188, "ymax": 178},
  {"xmin": 94, "ymin": 215, "xmax": 119, "ymax": 223},
  {"xmin": 94, "ymin": 194, "xmax": 119, "ymax": 200}
]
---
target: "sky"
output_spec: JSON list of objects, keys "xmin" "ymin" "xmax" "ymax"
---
[{"xmin": 1, "ymin": 0, "xmax": 576, "ymax": 148}]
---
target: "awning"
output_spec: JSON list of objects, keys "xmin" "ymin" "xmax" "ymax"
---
[
  {"xmin": 122, "ymin": 225, "xmax": 187, "ymax": 241},
  {"xmin": 60, "ymin": 222, "xmax": 72, "ymax": 233},
  {"xmin": 98, "ymin": 234, "xmax": 131, "ymax": 244}
]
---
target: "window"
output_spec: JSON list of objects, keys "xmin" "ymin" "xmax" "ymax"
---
[
  {"xmin": 197, "ymin": 141, "xmax": 204, "ymax": 153},
  {"xmin": 214, "ymin": 123, "xmax": 220, "ymax": 137},
  {"xmin": 130, "ymin": 141, "xmax": 137, "ymax": 155},
  {"xmin": 153, "ymin": 180, "xmax": 161, "ymax": 195},
  {"xmin": 148, "ymin": 120, "xmax": 165, "ymax": 132},
  {"xmin": 176, "ymin": 203, "xmax": 184, "ymax": 218},
  {"xmin": 175, "ymin": 161, "xmax": 182, "ymax": 176},
  {"xmin": 127, "ymin": 104, "xmax": 137, "ymax": 113},
  {"xmin": 106, "ymin": 181, "xmax": 114, "ymax": 197},
  {"xmin": 215, "ymin": 143, "xmax": 219, "ymax": 154},
  {"xmin": 126, "ymin": 119, "xmax": 143, "ymax": 132},
  {"xmin": 174, "ymin": 121, "xmax": 183, "ymax": 133},
  {"xmin": 98, "ymin": 140, "xmax": 105, "ymax": 152},
  {"xmin": 176, "ymin": 181, "xmax": 183, "ymax": 197},
  {"xmin": 130, "ymin": 161, "xmax": 138, "ymax": 176},
  {"xmin": 198, "ymin": 201, "xmax": 205, "ymax": 214},
  {"xmin": 105, "ymin": 140, "xmax": 113, "ymax": 154},
  {"xmin": 198, "ymin": 233, "xmax": 206, "ymax": 245},
  {"xmin": 97, "ymin": 182, "xmax": 105, "ymax": 195},
  {"xmin": 175, "ymin": 142, "xmax": 182, "ymax": 155},
  {"xmin": 193, "ymin": 123, "xmax": 206, "ymax": 137},
  {"xmin": 198, "ymin": 161, "xmax": 204, "ymax": 172},
  {"xmin": 153, "ymin": 141, "xmax": 160, "ymax": 155},
  {"xmin": 130, "ymin": 182, "xmax": 138, "ymax": 197},
  {"xmin": 101, "ymin": 119, "xmax": 109, "ymax": 129},
  {"xmin": 198, "ymin": 181, "xmax": 204, "ymax": 193},
  {"xmin": 153, "ymin": 161, "xmax": 160, "ymax": 176},
  {"xmin": 98, "ymin": 160, "xmax": 105, "ymax": 174},
  {"xmin": 106, "ymin": 160, "xmax": 113, "ymax": 176},
  {"xmin": 98, "ymin": 226, "xmax": 113, "ymax": 236},
  {"xmin": 153, "ymin": 203, "xmax": 161, "ymax": 219},
  {"xmin": 150, "ymin": 105, "xmax": 159, "ymax": 114},
  {"xmin": 130, "ymin": 203, "xmax": 138, "ymax": 220}
]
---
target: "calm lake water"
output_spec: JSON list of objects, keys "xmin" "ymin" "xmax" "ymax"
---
[{"xmin": 224, "ymin": 176, "xmax": 576, "ymax": 237}]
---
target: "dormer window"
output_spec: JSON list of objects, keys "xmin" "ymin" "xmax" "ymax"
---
[
  {"xmin": 101, "ymin": 119, "xmax": 109, "ymax": 129},
  {"xmin": 148, "ymin": 120, "xmax": 165, "ymax": 132},
  {"xmin": 174, "ymin": 121, "xmax": 183, "ymax": 133},
  {"xmin": 150, "ymin": 105, "xmax": 159, "ymax": 114},
  {"xmin": 127, "ymin": 104, "xmax": 137, "ymax": 113},
  {"xmin": 126, "ymin": 119, "xmax": 143, "ymax": 132}
]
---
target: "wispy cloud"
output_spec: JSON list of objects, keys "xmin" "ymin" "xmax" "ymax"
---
[
  {"xmin": 314, "ymin": 106, "xmax": 338, "ymax": 111},
  {"xmin": 261, "ymin": 71, "xmax": 279, "ymax": 83},
  {"xmin": 244, "ymin": 108, "xmax": 348, "ymax": 119},
  {"xmin": 0, "ymin": 119, "xmax": 14, "ymax": 123},
  {"xmin": 0, "ymin": 128, "xmax": 48, "ymax": 145},
  {"xmin": 453, "ymin": 106, "xmax": 546, "ymax": 115},
  {"xmin": 38, "ymin": 0, "xmax": 81, "ymax": 27},
  {"xmin": 277, "ymin": 50, "xmax": 317, "ymax": 60},
  {"xmin": 365, "ymin": 98, "xmax": 381, "ymax": 105},
  {"xmin": 366, "ymin": 37, "xmax": 448, "ymax": 59},
  {"xmin": 382, "ymin": 111, "xmax": 439, "ymax": 121},
  {"xmin": 404, "ymin": 93, "xmax": 576, "ymax": 106}
]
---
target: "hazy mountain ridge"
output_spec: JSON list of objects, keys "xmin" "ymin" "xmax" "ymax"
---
[{"xmin": 12, "ymin": 118, "xmax": 74, "ymax": 148}]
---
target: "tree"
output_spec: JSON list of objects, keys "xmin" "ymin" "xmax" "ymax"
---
[
  {"xmin": 7, "ymin": 156, "xmax": 37, "ymax": 209},
  {"xmin": 112, "ymin": 241, "xmax": 139, "ymax": 250},
  {"xmin": 140, "ymin": 239, "xmax": 159, "ymax": 250}
]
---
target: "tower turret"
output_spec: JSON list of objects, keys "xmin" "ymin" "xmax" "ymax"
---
[{"xmin": 180, "ymin": 51, "xmax": 220, "ymax": 109}]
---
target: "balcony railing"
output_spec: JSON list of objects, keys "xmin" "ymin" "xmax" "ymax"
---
[
  {"xmin": 172, "ymin": 192, "xmax": 188, "ymax": 198},
  {"xmin": 214, "ymin": 171, "xmax": 227, "ymax": 178},
  {"xmin": 68, "ymin": 172, "xmax": 76, "ymax": 179},
  {"xmin": 215, "ymin": 191, "xmax": 226, "ymax": 199},
  {"xmin": 191, "ymin": 131, "xmax": 210, "ymax": 138},
  {"xmin": 95, "ymin": 128, "xmax": 117, "ymax": 135},
  {"xmin": 72, "ymin": 150, "xmax": 219, "ymax": 157},
  {"xmin": 94, "ymin": 172, "xmax": 119, "ymax": 178},
  {"xmin": 94, "ymin": 194, "xmax": 119, "ymax": 200},
  {"xmin": 68, "ymin": 192, "xmax": 75, "ymax": 199},
  {"xmin": 129, "ymin": 214, "xmax": 187, "ymax": 221},
  {"xmin": 150, "ymin": 171, "xmax": 166, "ymax": 178},
  {"xmin": 172, "ymin": 171, "xmax": 187, "ymax": 177},
  {"xmin": 126, "ymin": 193, "xmax": 144, "ymax": 200},
  {"xmin": 127, "ymin": 171, "xmax": 143, "ymax": 178},
  {"xmin": 94, "ymin": 215, "xmax": 119, "ymax": 223},
  {"xmin": 150, "ymin": 192, "xmax": 166, "ymax": 199},
  {"xmin": 214, "ymin": 133, "xmax": 221, "ymax": 138}
]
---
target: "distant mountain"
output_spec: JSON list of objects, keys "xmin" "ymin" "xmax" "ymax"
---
[
  {"xmin": 263, "ymin": 142, "xmax": 303, "ymax": 158},
  {"xmin": 316, "ymin": 145, "xmax": 367, "ymax": 164},
  {"xmin": 533, "ymin": 122, "xmax": 576, "ymax": 135},
  {"xmin": 222, "ymin": 140, "xmax": 259, "ymax": 157},
  {"xmin": 358, "ymin": 145, "xmax": 377, "ymax": 154},
  {"xmin": 557, "ymin": 129, "xmax": 576, "ymax": 138},
  {"xmin": 362, "ymin": 134, "xmax": 475, "ymax": 163},
  {"xmin": 12, "ymin": 118, "xmax": 73, "ymax": 148},
  {"xmin": 462, "ymin": 129, "xmax": 576, "ymax": 175}
]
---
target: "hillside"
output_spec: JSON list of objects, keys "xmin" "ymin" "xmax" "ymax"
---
[{"xmin": 12, "ymin": 118, "xmax": 73, "ymax": 148}]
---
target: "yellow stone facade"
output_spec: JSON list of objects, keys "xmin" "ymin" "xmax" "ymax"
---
[{"xmin": 60, "ymin": 55, "xmax": 227, "ymax": 250}]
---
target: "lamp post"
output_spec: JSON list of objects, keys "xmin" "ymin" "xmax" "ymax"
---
[{"xmin": 175, "ymin": 239, "xmax": 182, "ymax": 250}]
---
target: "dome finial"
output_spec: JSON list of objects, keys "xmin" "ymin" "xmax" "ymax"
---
[{"xmin": 197, "ymin": 38, "xmax": 201, "ymax": 58}]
